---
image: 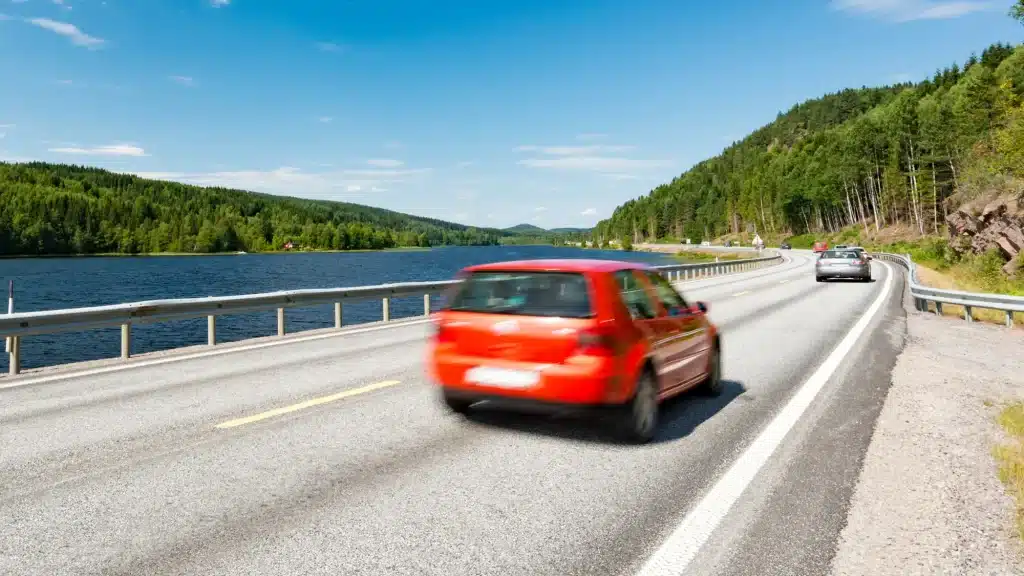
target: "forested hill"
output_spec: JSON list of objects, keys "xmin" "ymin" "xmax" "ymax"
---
[
  {"xmin": 0, "ymin": 162, "xmax": 505, "ymax": 255},
  {"xmin": 594, "ymin": 42, "xmax": 1024, "ymax": 245}
]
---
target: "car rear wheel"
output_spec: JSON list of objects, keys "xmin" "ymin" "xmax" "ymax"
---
[
  {"xmin": 441, "ymin": 390, "xmax": 473, "ymax": 415},
  {"xmin": 816, "ymin": 276, "xmax": 825, "ymax": 282},
  {"xmin": 617, "ymin": 370, "xmax": 659, "ymax": 444},
  {"xmin": 698, "ymin": 343, "xmax": 723, "ymax": 396}
]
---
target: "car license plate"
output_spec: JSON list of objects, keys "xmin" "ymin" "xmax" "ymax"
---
[{"xmin": 465, "ymin": 366, "xmax": 539, "ymax": 388}]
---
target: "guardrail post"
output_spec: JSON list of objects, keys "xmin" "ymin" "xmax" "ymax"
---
[
  {"xmin": 423, "ymin": 294, "xmax": 431, "ymax": 316},
  {"xmin": 5, "ymin": 280, "xmax": 12, "ymax": 354},
  {"xmin": 964, "ymin": 305, "xmax": 974, "ymax": 323},
  {"xmin": 8, "ymin": 336, "xmax": 19, "ymax": 375},
  {"xmin": 1007, "ymin": 310, "xmax": 1015, "ymax": 328},
  {"xmin": 277, "ymin": 308, "xmax": 285, "ymax": 336},
  {"xmin": 935, "ymin": 302, "xmax": 943, "ymax": 316},
  {"xmin": 334, "ymin": 302, "xmax": 343, "ymax": 329},
  {"xmin": 382, "ymin": 297, "xmax": 391, "ymax": 322},
  {"xmin": 207, "ymin": 315, "xmax": 216, "ymax": 346},
  {"xmin": 121, "ymin": 323, "xmax": 131, "ymax": 359}
]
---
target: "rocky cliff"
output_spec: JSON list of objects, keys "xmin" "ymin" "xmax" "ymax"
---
[{"xmin": 946, "ymin": 195, "xmax": 1024, "ymax": 275}]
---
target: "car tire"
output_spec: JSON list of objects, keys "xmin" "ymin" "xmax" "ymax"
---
[
  {"xmin": 441, "ymin": 390, "xmax": 473, "ymax": 415},
  {"xmin": 617, "ymin": 370, "xmax": 659, "ymax": 444},
  {"xmin": 816, "ymin": 276, "xmax": 825, "ymax": 282},
  {"xmin": 698, "ymin": 342, "xmax": 723, "ymax": 397}
]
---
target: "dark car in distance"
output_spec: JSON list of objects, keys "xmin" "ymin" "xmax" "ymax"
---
[{"xmin": 780, "ymin": 242, "xmax": 791, "ymax": 249}]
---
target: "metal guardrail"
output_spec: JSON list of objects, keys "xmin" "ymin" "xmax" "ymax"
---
[
  {"xmin": 0, "ymin": 252, "xmax": 782, "ymax": 375},
  {"xmin": 873, "ymin": 253, "xmax": 1023, "ymax": 328}
]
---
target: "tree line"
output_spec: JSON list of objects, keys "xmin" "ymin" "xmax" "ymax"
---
[
  {"xmin": 594, "ymin": 40, "xmax": 1024, "ymax": 247},
  {"xmin": 0, "ymin": 162, "xmax": 504, "ymax": 255}
]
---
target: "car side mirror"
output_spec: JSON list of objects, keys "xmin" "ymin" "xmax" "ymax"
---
[{"xmin": 695, "ymin": 301, "xmax": 709, "ymax": 314}]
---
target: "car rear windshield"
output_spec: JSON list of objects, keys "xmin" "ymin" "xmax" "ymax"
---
[
  {"xmin": 446, "ymin": 271, "xmax": 594, "ymax": 318},
  {"xmin": 821, "ymin": 250, "xmax": 863, "ymax": 259}
]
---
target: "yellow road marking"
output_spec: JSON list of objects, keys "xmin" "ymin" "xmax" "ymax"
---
[
  {"xmin": 733, "ymin": 290, "xmax": 751, "ymax": 297},
  {"xmin": 214, "ymin": 380, "xmax": 401, "ymax": 429}
]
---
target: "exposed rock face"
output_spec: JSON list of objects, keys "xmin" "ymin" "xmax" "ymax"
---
[{"xmin": 946, "ymin": 196, "xmax": 1024, "ymax": 275}]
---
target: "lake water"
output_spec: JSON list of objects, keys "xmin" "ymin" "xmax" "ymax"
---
[{"xmin": 0, "ymin": 246, "xmax": 678, "ymax": 371}]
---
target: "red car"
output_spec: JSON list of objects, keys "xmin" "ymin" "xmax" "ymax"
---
[
  {"xmin": 812, "ymin": 241, "xmax": 829, "ymax": 253},
  {"xmin": 427, "ymin": 259, "xmax": 722, "ymax": 443}
]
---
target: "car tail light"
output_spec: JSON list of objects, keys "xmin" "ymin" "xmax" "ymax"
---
[{"xmin": 576, "ymin": 326, "xmax": 619, "ymax": 356}]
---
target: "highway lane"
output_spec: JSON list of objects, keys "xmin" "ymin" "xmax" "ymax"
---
[{"xmin": 0, "ymin": 252, "xmax": 904, "ymax": 575}]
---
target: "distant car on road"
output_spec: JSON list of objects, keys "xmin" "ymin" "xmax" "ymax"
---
[
  {"xmin": 780, "ymin": 242, "xmax": 791, "ymax": 250},
  {"xmin": 847, "ymin": 246, "xmax": 871, "ymax": 260},
  {"xmin": 812, "ymin": 241, "xmax": 828, "ymax": 253},
  {"xmin": 816, "ymin": 249, "xmax": 871, "ymax": 282},
  {"xmin": 427, "ymin": 258, "xmax": 722, "ymax": 443},
  {"xmin": 834, "ymin": 244, "xmax": 849, "ymax": 250}
]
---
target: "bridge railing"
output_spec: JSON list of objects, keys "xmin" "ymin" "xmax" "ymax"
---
[
  {"xmin": 0, "ymin": 252, "xmax": 783, "ymax": 375},
  {"xmin": 873, "ymin": 252, "xmax": 1023, "ymax": 328}
]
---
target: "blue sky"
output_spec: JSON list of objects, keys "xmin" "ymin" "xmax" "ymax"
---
[{"xmin": 0, "ymin": 0, "xmax": 1021, "ymax": 229}]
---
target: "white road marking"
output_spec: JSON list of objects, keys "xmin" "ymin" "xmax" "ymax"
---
[
  {"xmin": 0, "ymin": 317, "xmax": 432, "ymax": 390},
  {"xmin": 634, "ymin": 263, "xmax": 895, "ymax": 576}
]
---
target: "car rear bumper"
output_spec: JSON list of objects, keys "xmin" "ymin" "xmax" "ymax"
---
[
  {"xmin": 429, "ymin": 351, "xmax": 627, "ymax": 405},
  {"xmin": 817, "ymin": 266, "xmax": 871, "ymax": 279}
]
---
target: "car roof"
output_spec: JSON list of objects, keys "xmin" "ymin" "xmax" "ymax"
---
[{"xmin": 463, "ymin": 258, "xmax": 655, "ymax": 274}]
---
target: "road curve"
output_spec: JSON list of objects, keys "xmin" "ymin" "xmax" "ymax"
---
[{"xmin": 0, "ymin": 251, "xmax": 907, "ymax": 576}]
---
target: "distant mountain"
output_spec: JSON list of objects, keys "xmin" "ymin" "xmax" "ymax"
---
[
  {"xmin": 503, "ymin": 223, "xmax": 548, "ymax": 235},
  {"xmin": 503, "ymin": 224, "xmax": 593, "ymax": 235},
  {"xmin": 0, "ymin": 161, "xmax": 507, "ymax": 255}
]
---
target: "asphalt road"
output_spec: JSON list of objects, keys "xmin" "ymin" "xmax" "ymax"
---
[{"xmin": 0, "ymin": 251, "xmax": 907, "ymax": 576}]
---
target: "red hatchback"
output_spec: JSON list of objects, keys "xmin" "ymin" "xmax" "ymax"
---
[{"xmin": 427, "ymin": 259, "xmax": 722, "ymax": 443}]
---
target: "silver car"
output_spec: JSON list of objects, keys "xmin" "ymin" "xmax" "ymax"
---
[{"xmin": 816, "ymin": 249, "xmax": 871, "ymax": 282}]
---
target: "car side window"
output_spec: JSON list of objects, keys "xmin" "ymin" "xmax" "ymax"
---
[
  {"xmin": 613, "ymin": 270, "xmax": 657, "ymax": 320},
  {"xmin": 644, "ymin": 271, "xmax": 689, "ymax": 311}
]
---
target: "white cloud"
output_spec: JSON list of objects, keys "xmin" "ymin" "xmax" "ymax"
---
[
  {"xmin": 516, "ymin": 144, "xmax": 634, "ymax": 155},
  {"xmin": 318, "ymin": 116, "xmax": 333, "ymax": 123},
  {"xmin": 0, "ymin": 124, "xmax": 14, "ymax": 129},
  {"xmin": 384, "ymin": 140, "xmax": 403, "ymax": 150},
  {"xmin": 830, "ymin": 0, "xmax": 991, "ymax": 21},
  {"xmin": 366, "ymin": 158, "xmax": 404, "ymax": 168},
  {"xmin": 452, "ymin": 212, "xmax": 469, "ymax": 222},
  {"xmin": 455, "ymin": 161, "xmax": 474, "ymax": 168},
  {"xmin": 604, "ymin": 173, "xmax": 640, "ymax": 181},
  {"xmin": 316, "ymin": 41, "xmax": 345, "ymax": 53},
  {"xmin": 581, "ymin": 207, "xmax": 597, "ymax": 216},
  {"xmin": 347, "ymin": 184, "xmax": 361, "ymax": 192},
  {"xmin": 519, "ymin": 155, "xmax": 667, "ymax": 171},
  {"xmin": 169, "ymin": 75, "xmax": 195, "ymax": 86},
  {"xmin": 534, "ymin": 206, "xmax": 547, "ymax": 212},
  {"xmin": 56, "ymin": 79, "xmax": 74, "ymax": 85},
  {"xmin": 211, "ymin": 0, "xmax": 230, "ymax": 7},
  {"xmin": 515, "ymin": 143, "xmax": 668, "ymax": 175},
  {"xmin": 28, "ymin": 18, "xmax": 104, "ymax": 48},
  {"xmin": 49, "ymin": 143, "xmax": 147, "ymax": 157}
]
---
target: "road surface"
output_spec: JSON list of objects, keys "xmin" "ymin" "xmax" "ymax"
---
[{"xmin": 1, "ymin": 251, "xmax": 907, "ymax": 575}]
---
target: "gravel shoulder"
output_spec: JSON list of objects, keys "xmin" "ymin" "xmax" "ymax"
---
[{"xmin": 830, "ymin": 307, "xmax": 1024, "ymax": 576}]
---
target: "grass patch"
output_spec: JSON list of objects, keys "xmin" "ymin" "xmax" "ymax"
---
[
  {"xmin": 994, "ymin": 402, "xmax": 1024, "ymax": 543},
  {"xmin": 673, "ymin": 250, "xmax": 753, "ymax": 263}
]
